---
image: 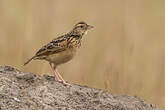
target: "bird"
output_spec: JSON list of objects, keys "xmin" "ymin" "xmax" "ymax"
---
[{"xmin": 24, "ymin": 21, "xmax": 94, "ymax": 86}]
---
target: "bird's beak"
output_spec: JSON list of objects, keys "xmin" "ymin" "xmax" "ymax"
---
[{"xmin": 87, "ymin": 25, "xmax": 94, "ymax": 29}]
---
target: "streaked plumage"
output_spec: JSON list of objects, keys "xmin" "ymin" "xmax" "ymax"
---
[{"xmin": 24, "ymin": 21, "xmax": 93, "ymax": 85}]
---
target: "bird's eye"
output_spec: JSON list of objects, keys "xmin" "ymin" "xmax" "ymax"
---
[{"xmin": 80, "ymin": 25, "xmax": 83, "ymax": 28}]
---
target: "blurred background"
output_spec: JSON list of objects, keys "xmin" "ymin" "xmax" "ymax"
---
[{"xmin": 0, "ymin": 0, "xmax": 165, "ymax": 109}]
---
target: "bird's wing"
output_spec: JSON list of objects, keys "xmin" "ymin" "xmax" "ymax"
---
[{"xmin": 35, "ymin": 35, "xmax": 68, "ymax": 57}]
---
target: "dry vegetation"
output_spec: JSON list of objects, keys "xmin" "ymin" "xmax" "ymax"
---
[{"xmin": 0, "ymin": 0, "xmax": 164, "ymax": 109}]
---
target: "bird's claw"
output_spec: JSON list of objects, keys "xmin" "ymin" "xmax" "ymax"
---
[{"xmin": 56, "ymin": 79, "xmax": 71, "ymax": 86}]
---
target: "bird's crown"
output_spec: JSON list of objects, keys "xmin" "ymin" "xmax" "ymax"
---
[{"xmin": 71, "ymin": 21, "xmax": 93, "ymax": 36}]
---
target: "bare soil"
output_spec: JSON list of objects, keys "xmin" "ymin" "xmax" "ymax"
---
[{"xmin": 0, "ymin": 66, "xmax": 161, "ymax": 110}]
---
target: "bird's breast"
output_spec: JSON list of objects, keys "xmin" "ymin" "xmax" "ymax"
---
[{"xmin": 46, "ymin": 48, "xmax": 77, "ymax": 65}]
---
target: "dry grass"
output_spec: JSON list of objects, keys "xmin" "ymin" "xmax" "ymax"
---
[{"xmin": 0, "ymin": 0, "xmax": 164, "ymax": 109}]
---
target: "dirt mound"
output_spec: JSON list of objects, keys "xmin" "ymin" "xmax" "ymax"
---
[{"xmin": 0, "ymin": 66, "xmax": 161, "ymax": 110}]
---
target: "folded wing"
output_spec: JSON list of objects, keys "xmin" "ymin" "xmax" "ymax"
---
[{"xmin": 35, "ymin": 36, "xmax": 67, "ymax": 57}]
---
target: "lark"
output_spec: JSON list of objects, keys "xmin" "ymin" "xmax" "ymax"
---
[{"xmin": 24, "ymin": 21, "xmax": 93, "ymax": 85}]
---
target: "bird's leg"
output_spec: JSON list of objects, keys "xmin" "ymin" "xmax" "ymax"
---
[
  {"xmin": 55, "ymin": 69, "xmax": 71, "ymax": 86},
  {"xmin": 49, "ymin": 63, "xmax": 71, "ymax": 86},
  {"xmin": 49, "ymin": 63, "xmax": 62, "ymax": 82}
]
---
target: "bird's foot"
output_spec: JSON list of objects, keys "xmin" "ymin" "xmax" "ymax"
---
[
  {"xmin": 56, "ymin": 79, "xmax": 71, "ymax": 86},
  {"xmin": 62, "ymin": 81, "xmax": 71, "ymax": 86}
]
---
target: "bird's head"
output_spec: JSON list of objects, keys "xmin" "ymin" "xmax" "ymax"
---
[{"xmin": 72, "ymin": 21, "xmax": 94, "ymax": 36}]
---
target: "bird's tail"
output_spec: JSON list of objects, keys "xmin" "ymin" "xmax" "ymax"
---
[{"xmin": 24, "ymin": 56, "xmax": 36, "ymax": 66}]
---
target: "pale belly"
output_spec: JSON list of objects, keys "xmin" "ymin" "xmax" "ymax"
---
[{"xmin": 45, "ymin": 49, "xmax": 76, "ymax": 65}]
